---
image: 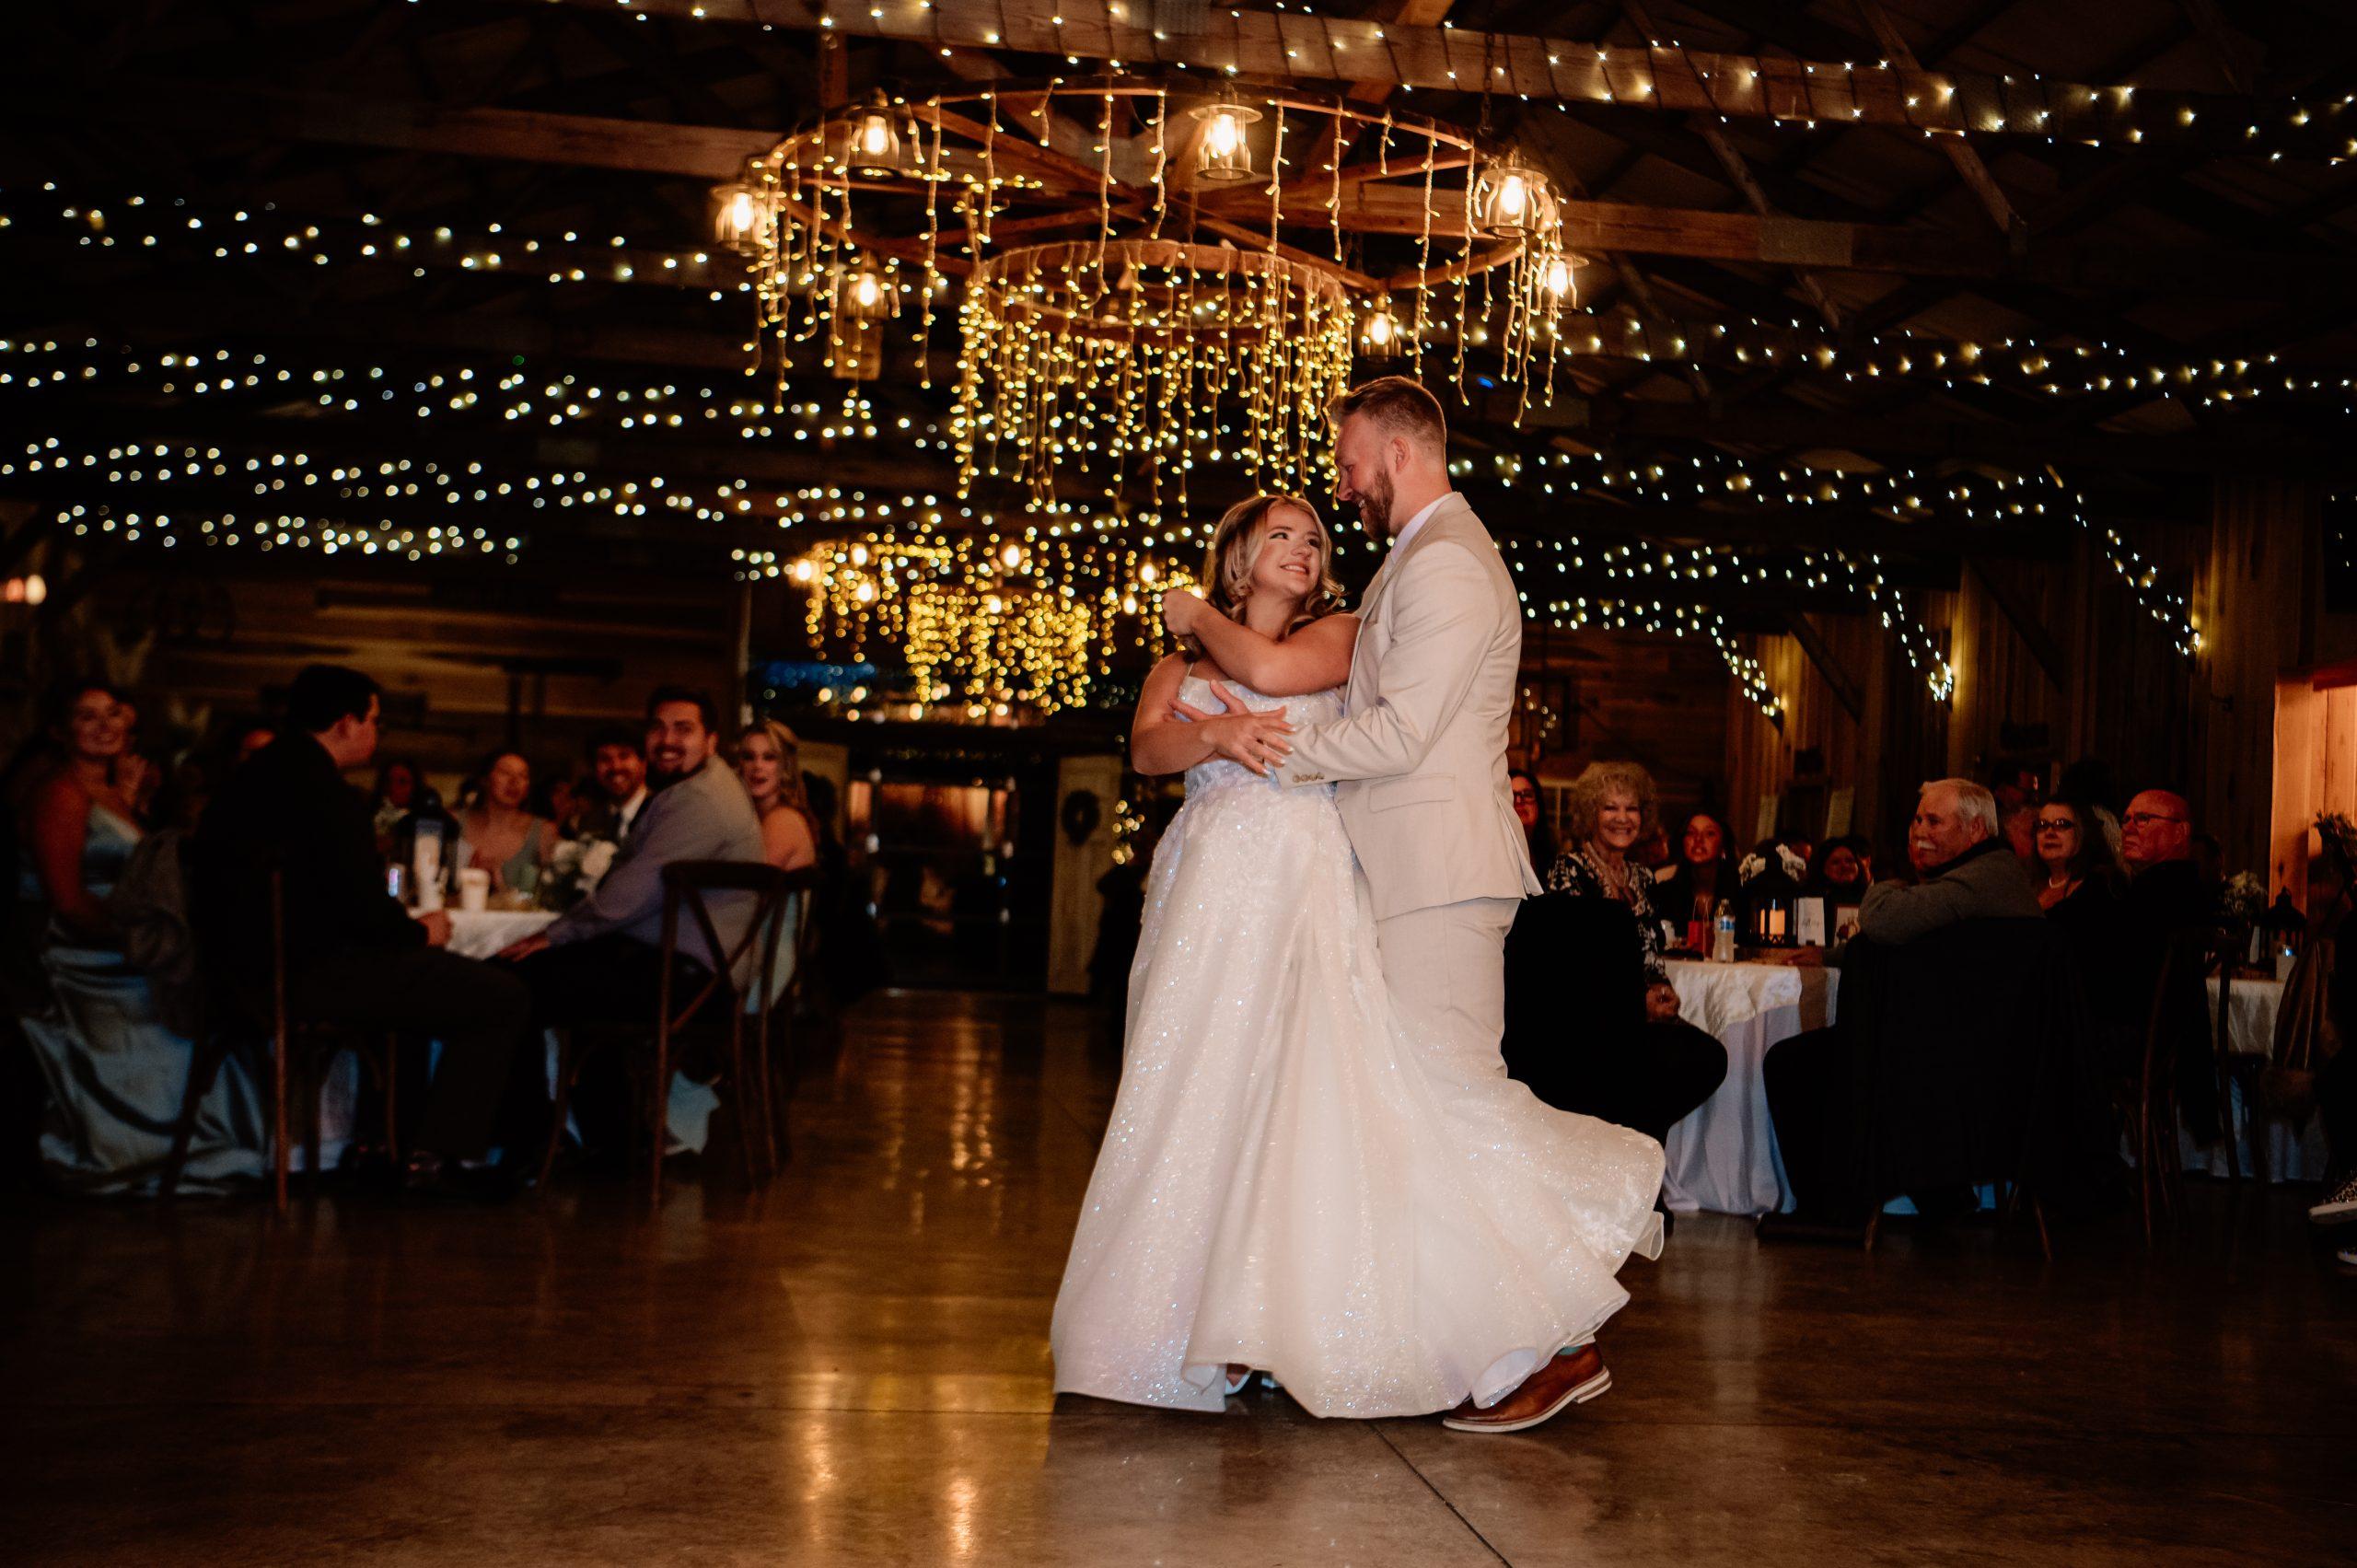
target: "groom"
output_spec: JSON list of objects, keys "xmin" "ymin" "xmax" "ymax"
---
[{"xmin": 1186, "ymin": 377, "xmax": 1611, "ymax": 1434}]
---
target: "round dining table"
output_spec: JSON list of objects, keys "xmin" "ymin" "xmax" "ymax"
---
[{"xmin": 1659, "ymin": 956, "xmax": 1837, "ymax": 1215}]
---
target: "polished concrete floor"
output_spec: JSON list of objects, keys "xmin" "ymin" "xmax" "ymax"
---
[{"xmin": 5, "ymin": 992, "xmax": 2354, "ymax": 1566}]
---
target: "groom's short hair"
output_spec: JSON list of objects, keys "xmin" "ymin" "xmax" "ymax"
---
[{"xmin": 1328, "ymin": 376, "xmax": 1447, "ymax": 459}]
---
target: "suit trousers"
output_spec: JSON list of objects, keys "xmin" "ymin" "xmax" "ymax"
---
[
  {"xmin": 282, "ymin": 947, "xmax": 532, "ymax": 1163},
  {"xmin": 517, "ymin": 935, "xmax": 714, "ymax": 1157},
  {"xmin": 1374, "ymin": 898, "xmax": 1522, "ymax": 1074}
]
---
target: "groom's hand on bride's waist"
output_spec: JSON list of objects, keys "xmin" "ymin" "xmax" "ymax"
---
[{"xmin": 1169, "ymin": 680, "xmax": 1294, "ymax": 776}]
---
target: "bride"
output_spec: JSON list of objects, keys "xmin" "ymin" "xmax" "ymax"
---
[{"xmin": 1050, "ymin": 493, "xmax": 1664, "ymax": 1422}]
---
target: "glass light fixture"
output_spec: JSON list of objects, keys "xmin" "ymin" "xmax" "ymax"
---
[
  {"xmin": 838, "ymin": 263, "xmax": 893, "ymax": 319},
  {"xmin": 1359, "ymin": 296, "xmax": 1405, "ymax": 358},
  {"xmin": 711, "ymin": 180, "xmax": 769, "ymax": 251},
  {"xmin": 1542, "ymin": 252, "xmax": 1575, "ymax": 299},
  {"xmin": 1190, "ymin": 88, "xmax": 1263, "ymax": 184},
  {"xmin": 843, "ymin": 92, "xmax": 909, "ymax": 176},
  {"xmin": 1473, "ymin": 156, "xmax": 1559, "ymax": 240}
]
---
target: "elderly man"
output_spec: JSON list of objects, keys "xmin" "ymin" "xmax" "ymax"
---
[
  {"xmin": 1854, "ymin": 777, "xmax": 2043, "ymax": 944},
  {"xmin": 1761, "ymin": 779, "xmax": 2038, "ymax": 1229},
  {"xmin": 2120, "ymin": 788, "xmax": 2206, "ymax": 925},
  {"xmin": 2113, "ymin": 788, "xmax": 2218, "ymax": 1126}
]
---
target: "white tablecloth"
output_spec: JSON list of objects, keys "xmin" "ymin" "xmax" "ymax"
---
[
  {"xmin": 1661, "ymin": 958, "xmax": 1837, "ymax": 1215},
  {"xmin": 440, "ymin": 908, "xmax": 557, "ymax": 959},
  {"xmin": 2180, "ymin": 975, "xmax": 2328, "ymax": 1182}
]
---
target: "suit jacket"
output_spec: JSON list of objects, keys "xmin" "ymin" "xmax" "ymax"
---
[
  {"xmin": 1857, "ymin": 838, "xmax": 2041, "ymax": 946},
  {"xmin": 545, "ymin": 755, "xmax": 764, "ymax": 970},
  {"xmin": 1272, "ymin": 493, "xmax": 1543, "ymax": 921},
  {"xmin": 192, "ymin": 733, "xmax": 425, "ymax": 984}
]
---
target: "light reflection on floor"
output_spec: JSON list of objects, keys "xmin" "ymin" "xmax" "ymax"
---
[{"xmin": 4, "ymin": 990, "xmax": 2352, "ymax": 1565}]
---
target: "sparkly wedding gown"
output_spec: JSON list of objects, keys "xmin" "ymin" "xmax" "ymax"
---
[{"xmin": 1051, "ymin": 676, "xmax": 1665, "ymax": 1419}]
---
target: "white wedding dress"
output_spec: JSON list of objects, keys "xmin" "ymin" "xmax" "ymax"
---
[{"xmin": 1051, "ymin": 676, "xmax": 1666, "ymax": 1419}]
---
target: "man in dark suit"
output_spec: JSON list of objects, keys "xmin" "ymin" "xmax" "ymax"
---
[
  {"xmin": 575, "ymin": 726, "xmax": 649, "ymax": 842},
  {"xmin": 2116, "ymin": 787, "xmax": 2218, "ymax": 1133},
  {"xmin": 193, "ymin": 665, "xmax": 530, "ymax": 1193}
]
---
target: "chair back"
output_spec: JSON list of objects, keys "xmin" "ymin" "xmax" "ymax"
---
[
  {"xmin": 656, "ymin": 861, "xmax": 803, "ymax": 1032},
  {"xmin": 743, "ymin": 873, "xmax": 824, "ymax": 1014},
  {"xmin": 1502, "ymin": 891, "xmax": 1646, "ymax": 1112},
  {"xmin": 1840, "ymin": 916, "xmax": 2109, "ymax": 1204}
]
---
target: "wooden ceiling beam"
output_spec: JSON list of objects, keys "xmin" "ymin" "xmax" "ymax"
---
[{"xmin": 478, "ymin": 0, "xmax": 2347, "ymax": 159}]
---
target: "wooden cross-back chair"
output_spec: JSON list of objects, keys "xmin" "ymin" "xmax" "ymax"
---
[
  {"xmin": 540, "ymin": 861, "xmax": 817, "ymax": 1202},
  {"xmin": 166, "ymin": 865, "xmax": 399, "ymax": 1213},
  {"xmin": 2126, "ymin": 930, "xmax": 2215, "ymax": 1243}
]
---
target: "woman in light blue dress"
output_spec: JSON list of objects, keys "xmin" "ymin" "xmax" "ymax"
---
[{"xmin": 18, "ymin": 680, "xmax": 261, "ymax": 1193}]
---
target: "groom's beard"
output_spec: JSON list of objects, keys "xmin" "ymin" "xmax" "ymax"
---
[{"xmin": 1354, "ymin": 470, "xmax": 1395, "ymax": 543}]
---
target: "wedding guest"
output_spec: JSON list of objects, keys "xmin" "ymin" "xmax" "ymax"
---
[
  {"xmin": 192, "ymin": 665, "xmax": 530, "ymax": 1196},
  {"xmin": 2116, "ymin": 787, "xmax": 2219, "ymax": 1128},
  {"xmin": 1508, "ymin": 769, "xmax": 1554, "ymax": 875},
  {"xmin": 1853, "ymin": 778, "xmax": 2041, "ymax": 944},
  {"xmin": 1763, "ymin": 780, "xmax": 2038, "ymax": 1227},
  {"xmin": 1804, "ymin": 835, "xmax": 1873, "ymax": 901},
  {"xmin": 233, "ymin": 724, "xmax": 276, "ymax": 767},
  {"xmin": 575, "ymin": 726, "xmax": 650, "ymax": 842},
  {"xmin": 530, "ymin": 772, "xmax": 581, "ymax": 839},
  {"xmin": 1991, "ymin": 760, "xmax": 2044, "ymax": 875},
  {"xmin": 735, "ymin": 720, "xmax": 819, "ymax": 873},
  {"xmin": 1653, "ymin": 811, "xmax": 1734, "ymax": 931},
  {"xmin": 18, "ymin": 679, "xmax": 262, "ymax": 1192},
  {"xmin": 500, "ymin": 687, "xmax": 764, "ymax": 1159},
  {"xmin": 2034, "ymin": 797, "xmax": 2125, "ymax": 913},
  {"xmin": 1531, "ymin": 761, "xmax": 1727, "ymax": 1145},
  {"xmin": 368, "ymin": 756, "xmax": 423, "ymax": 852},
  {"xmin": 456, "ymin": 750, "xmax": 555, "ymax": 897}
]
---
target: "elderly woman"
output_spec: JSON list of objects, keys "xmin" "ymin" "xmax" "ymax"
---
[{"xmin": 1527, "ymin": 761, "xmax": 1729, "ymax": 1147}]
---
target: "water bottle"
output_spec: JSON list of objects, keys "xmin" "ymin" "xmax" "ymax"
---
[{"xmin": 1711, "ymin": 900, "xmax": 1736, "ymax": 963}]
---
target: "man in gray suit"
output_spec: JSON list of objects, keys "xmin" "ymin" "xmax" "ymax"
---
[{"xmin": 501, "ymin": 686, "xmax": 764, "ymax": 1158}]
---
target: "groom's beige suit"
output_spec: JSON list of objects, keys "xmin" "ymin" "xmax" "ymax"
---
[{"xmin": 1274, "ymin": 492, "xmax": 1542, "ymax": 1068}]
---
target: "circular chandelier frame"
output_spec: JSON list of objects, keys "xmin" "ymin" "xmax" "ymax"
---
[{"xmin": 724, "ymin": 75, "xmax": 1582, "ymax": 509}]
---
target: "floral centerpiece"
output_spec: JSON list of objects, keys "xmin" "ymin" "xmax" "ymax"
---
[
  {"xmin": 540, "ymin": 834, "xmax": 619, "ymax": 912},
  {"xmin": 2219, "ymin": 869, "xmax": 2267, "ymax": 926}
]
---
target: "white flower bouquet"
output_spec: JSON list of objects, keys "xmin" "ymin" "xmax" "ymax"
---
[
  {"xmin": 1737, "ymin": 843, "xmax": 1808, "ymax": 885},
  {"xmin": 540, "ymin": 834, "xmax": 619, "ymax": 912}
]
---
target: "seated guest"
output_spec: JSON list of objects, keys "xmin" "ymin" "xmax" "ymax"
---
[
  {"xmin": 455, "ymin": 750, "xmax": 555, "ymax": 898},
  {"xmin": 1653, "ymin": 811, "xmax": 1734, "ymax": 934},
  {"xmin": 575, "ymin": 726, "xmax": 650, "ymax": 842},
  {"xmin": 19, "ymin": 679, "xmax": 262, "ymax": 1193},
  {"xmin": 499, "ymin": 688, "xmax": 764, "ymax": 1158},
  {"xmin": 1991, "ymin": 760, "xmax": 2044, "ymax": 875},
  {"xmin": 531, "ymin": 772, "xmax": 582, "ymax": 840},
  {"xmin": 1509, "ymin": 769, "xmax": 1554, "ymax": 876},
  {"xmin": 1765, "ymin": 779, "xmax": 2038, "ymax": 1226},
  {"xmin": 193, "ymin": 665, "xmax": 530, "ymax": 1195},
  {"xmin": 2035, "ymin": 795, "xmax": 2127, "ymax": 993},
  {"xmin": 233, "ymin": 724, "xmax": 276, "ymax": 768},
  {"xmin": 1803, "ymin": 835, "xmax": 1873, "ymax": 902},
  {"xmin": 1536, "ymin": 761, "xmax": 1728, "ymax": 1145},
  {"xmin": 368, "ymin": 756, "xmax": 423, "ymax": 854},
  {"xmin": 1854, "ymin": 778, "xmax": 2042, "ymax": 943},
  {"xmin": 2117, "ymin": 790, "xmax": 2211, "ymax": 1016},
  {"xmin": 735, "ymin": 720, "xmax": 819, "ymax": 873}
]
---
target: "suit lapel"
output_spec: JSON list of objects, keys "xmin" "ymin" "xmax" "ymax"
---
[{"xmin": 1344, "ymin": 494, "xmax": 1472, "ymax": 706}]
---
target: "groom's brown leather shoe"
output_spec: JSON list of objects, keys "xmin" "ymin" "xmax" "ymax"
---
[{"xmin": 1440, "ymin": 1343, "xmax": 1610, "ymax": 1434}]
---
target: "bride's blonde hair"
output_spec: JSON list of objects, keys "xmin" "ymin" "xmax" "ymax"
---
[{"xmin": 1184, "ymin": 494, "xmax": 1346, "ymax": 656}]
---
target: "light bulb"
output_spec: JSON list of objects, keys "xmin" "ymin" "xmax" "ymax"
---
[
  {"xmin": 1497, "ymin": 173, "xmax": 1527, "ymax": 217},
  {"xmin": 1208, "ymin": 110, "xmax": 1241, "ymax": 157},
  {"xmin": 853, "ymin": 273, "xmax": 881, "ymax": 310},
  {"xmin": 727, "ymin": 191, "xmax": 755, "ymax": 234},
  {"xmin": 1544, "ymin": 256, "xmax": 1572, "ymax": 296}
]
